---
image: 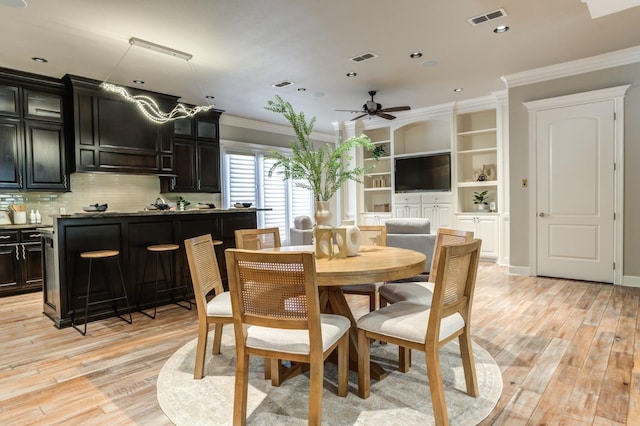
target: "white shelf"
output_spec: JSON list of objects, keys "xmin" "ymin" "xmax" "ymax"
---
[
  {"xmin": 457, "ymin": 181, "xmax": 498, "ymax": 187},
  {"xmin": 364, "ymin": 187, "xmax": 392, "ymax": 192},
  {"xmin": 457, "ymin": 147, "xmax": 497, "ymax": 155},
  {"xmin": 457, "ymin": 128, "xmax": 497, "ymax": 137}
]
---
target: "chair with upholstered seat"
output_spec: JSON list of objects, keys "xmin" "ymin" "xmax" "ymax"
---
[
  {"xmin": 379, "ymin": 228, "xmax": 474, "ymax": 306},
  {"xmin": 357, "ymin": 239, "xmax": 482, "ymax": 425},
  {"xmin": 184, "ymin": 234, "xmax": 233, "ymax": 379},
  {"xmin": 341, "ymin": 225, "xmax": 387, "ymax": 311},
  {"xmin": 234, "ymin": 227, "xmax": 281, "ymax": 250},
  {"xmin": 225, "ymin": 249, "xmax": 350, "ymax": 425}
]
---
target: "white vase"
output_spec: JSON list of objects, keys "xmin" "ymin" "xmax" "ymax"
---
[
  {"xmin": 341, "ymin": 225, "xmax": 361, "ymax": 257},
  {"xmin": 315, "ymin": 201, "xmax": 332, "ymax": 228}
]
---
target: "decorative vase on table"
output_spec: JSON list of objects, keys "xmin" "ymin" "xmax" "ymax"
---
[
  {"xmin": 315, "ymin": 200, "xmax": 333, "ymax": 228},
  {"xmin": 339, "ymin": 222, "xmax": 361, "ymax": 257}
]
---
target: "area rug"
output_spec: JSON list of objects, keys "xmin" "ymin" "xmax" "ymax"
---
[{"xmin": 157, "ymin": 327, "xmax": 502, "ymax": 425}]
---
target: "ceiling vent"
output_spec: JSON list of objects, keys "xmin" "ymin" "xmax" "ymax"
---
[
  {"xmin": 350, "ymin": 52, "xmax": 378, "ymax": 63},
  {"xmin": 467, "ymin": 8, "xmax": 507, "ymax": 26},
  {"xmin": 271, "ymin": 80, "xmax": 294, "ymax": 88}
]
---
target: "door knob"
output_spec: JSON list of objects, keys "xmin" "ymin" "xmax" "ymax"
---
[{"xmin": 539, "ymin": 212, "xmax": 546, "ymax": 217}]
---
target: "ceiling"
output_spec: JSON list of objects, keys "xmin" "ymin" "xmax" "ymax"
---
[{"xmin": 1, "ymin": 0, "xmax": 640, "ymax": 134}]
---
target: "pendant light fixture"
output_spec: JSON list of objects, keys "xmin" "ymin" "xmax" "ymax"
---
[{"xmin": 100, "ymin": 37, "xmax": 214, "ymax": 124}]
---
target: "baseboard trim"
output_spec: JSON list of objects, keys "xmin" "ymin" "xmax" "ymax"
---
[
  {"xmin": 508, "ymin": 266, "xmax": 530, "ymax": 276},
  {"xmin": 622, "ymin": 275, "xmax": 640, "ymax": 288}
]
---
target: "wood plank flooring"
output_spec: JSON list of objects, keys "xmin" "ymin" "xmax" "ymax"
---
[{"xmin": 0, "ymin": 263, "xmax": 638, "ymax": 425}]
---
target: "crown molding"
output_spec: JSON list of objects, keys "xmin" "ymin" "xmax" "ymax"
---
[
  {"xmin": 453, "ymin": 95, "xmax": 499, "ymax": 114},
  {"xmin": 502, "ymin": 44, "xmax": 640, "ymax": 88},
  {"xmin": 220, "ymin": 114, "xmax": 334, "ymax": 142}
]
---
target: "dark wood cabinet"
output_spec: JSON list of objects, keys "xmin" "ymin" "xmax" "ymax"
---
[
  {"xmin": 0, "ymin": 70, "xmax": 69, "ymax": 191},
  {"xmin": 0, "ymin": 228, "xmax": 43, "ymax": 296},
  {"xmin": 65, "ymin": 75, "xmax": 176, "ymax": 175},
  {"xmin": 162, "ymin": 110, "xmax": 223, "ymax": 193}
]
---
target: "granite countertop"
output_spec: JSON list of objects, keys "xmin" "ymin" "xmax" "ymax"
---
[
  {"xmin": 50, "ymin": 207, "xmax": 263, "ymax": 219},
  {"xmin": 0, "ymin": 224, "xmax": 54, "ymax": 230}
]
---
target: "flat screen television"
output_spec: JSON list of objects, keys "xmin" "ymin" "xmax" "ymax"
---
[{"xmin": 394, "ymin": 153, "xmax": 451, "ymax": 192}]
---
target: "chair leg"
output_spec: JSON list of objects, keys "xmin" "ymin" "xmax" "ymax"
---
[
  {"xmin": 212, "ymin": 323, "xmax": 223, "ymax": 355},
  {"xmin": 459, "ymin": 331, "xmax": 479, "ymax": 397},
  {"xmin": 233, "ymin": 349, "xmax": 250, "ymax": 426},
  {"xmin": 399, "ymin": 347, "xmax": 411, "ymax": 372},
  {"xmin": 308, "ymin": 352, "xmax": 324, "ymax": 426},
  {"xmin": 426, "ymin": 346, "xmax": 448, "ymax": 426},
  {"xmin": 337, "ymin": 333, "xmax": 348, "ymax": 397},
  {"xmin": 369, "ymin": 293, "xmax": 376, "ymax": 312},
  {"xmin": 357, "ymin": 329, "xmax": 371, "ymax": 399},
  {"xmin": 270, "ymin": 358, "xmax": 281, "ymax": 387},
  {"xmin": 115, "ymin": 257, "xmax": 133, "ymax": 325},
  {"xmin": 194, "ymin": 323, "xmax": 209, "ymax": 380},
  {"xmin": 71, "ymin": 259, "xmax": 92, "ymax": 336}
]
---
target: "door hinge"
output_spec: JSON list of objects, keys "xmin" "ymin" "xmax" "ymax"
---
[
  {"xmin": 614, "ymin": 112, "xmax": 616, "ymax": 120},
  {"xmin": 614, "ymin": 162, "xmax": 616, "ymax": 171},
  {"xmin": 613, "ymin": 262, "xmax": 616, "ymax": 270},
  {"xmin": 614, "ymin": 212, "xmax": 616, "ymax": 220}
]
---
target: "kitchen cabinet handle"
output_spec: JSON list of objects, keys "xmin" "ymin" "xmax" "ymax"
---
[
  {"xmin": 29, "ymin": 234, "xmax": 41, "ymax": 238},
  {"xmin": 21, "ymin": 244, "xmax": 26, "ymax": 260},
  {"xmin": 19, "ymin": 174, "xmax": 23, "ymax": 188},
  {"xmin": 0, "ymin": 235, "xmax": 11, "ymax": 239},
  {"xmin": 16, "ymin": 246, "xmax": 20, "ymax": 261},
  {"xmin": 197, "ymin": 179, "xmax": 201, "ymax": 190},
  {"xmin": 63, "ymin": 175, "xmax": 68, "ymax": 189}
]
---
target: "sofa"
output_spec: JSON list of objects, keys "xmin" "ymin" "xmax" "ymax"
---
[{"xmin": 385, "ymin": 218, "xmax": 435, "ymax": 274}]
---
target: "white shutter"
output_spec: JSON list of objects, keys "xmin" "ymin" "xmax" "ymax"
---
[
  {"xmin": 227, "ymin": 153, "xmax": 256, "ymax": 207},
  {"xmin": 262, "ymin": 157, "xmax": 287, "ymax": 241},
  {"xmin": 291, "ymin": 180, "xmax": 313, "ymax": 219}
]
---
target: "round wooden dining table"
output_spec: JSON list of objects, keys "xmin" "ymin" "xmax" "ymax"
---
[{"xmin": 266, "ymin": 245, "xmax": 426, "ymax": 381}]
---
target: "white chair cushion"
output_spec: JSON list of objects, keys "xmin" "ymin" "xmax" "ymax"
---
[
  {"xmin": 379, "ymin": 281, "xmax": 435, "ymax": 305},
  {"xmin": 357, "ymin": 302, "xmax": 464, "ymax": 344},
  {"xmin": 206, "ymin": 291, "xmax": 233, "ymax": 317},
  {"xmin": 246, "ymin": 314, "xmax": 350, "ymax": 355}
]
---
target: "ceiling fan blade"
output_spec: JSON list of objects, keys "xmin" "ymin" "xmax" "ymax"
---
[
  {"xmin": 350, "ymin": 113, "xmax": 368, "ymax": 121},
  {"xmin": 335, "ymin": 109, "xmax": 364, "ymax": 113},
  {"xmin": 0, "ymin": 0, "xmax": 27, "ymax": 7},
  {"xmin": 377, "ymin": 112, "xmax": 397, "ymax": 120},
  {"xmin": 380, "ymin": 106, "xmax": 411, "ymax": 113}
]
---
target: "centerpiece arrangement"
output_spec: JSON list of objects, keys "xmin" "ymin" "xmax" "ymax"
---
[{"xmin": 265, "ymin": 95, "xmax": 377, "ymax": 227}]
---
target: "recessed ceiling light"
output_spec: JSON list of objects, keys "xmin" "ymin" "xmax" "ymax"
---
[
  {"xmin": 410, "ymin": 52, "xmax": 423, "ymax": 59},
  {"xmin": 493, "ymin": 25, "xmax": 509, "ymax": 33},
  {"xmin": 453, "ymin": 88, "xmax": 464, "ymax": 92},
  {"xmin": 420, "ymin": 59, "xmax": 439, "ymax": 68},
  {"xmin": 346, "ymin": 72, "xmax": 357, "ymax": 77},
  {"xmin": 133, "ymin": 80, "xmax": 145, "ymax": 84},
  {"xmin": 297, "ymin": 87, "xmax": 306, "ymax": 92},
  {"xmin": 31, "ymin": 57, "xmax": 47, "ymax": 63}
]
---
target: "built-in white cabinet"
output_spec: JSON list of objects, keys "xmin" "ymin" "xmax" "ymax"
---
[
  {"xmin": 421, "ymin": 193, "xmax": 452, "ymax": 230},
  {"xmin": 362, "ymin": 128, "xmax": 392, "ymax": 216},
  {"xmin": 393, "ymin": 193, "xmax": 421, "ymax": 218},
  {"xmin": 361, "ymin": 212, "xmax": 393, "ymax": 225},
  {"xmin": 456, "ymin": 214, "xmax": 498, "ymax": 258}
]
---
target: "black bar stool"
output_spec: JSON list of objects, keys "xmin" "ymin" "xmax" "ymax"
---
[
  {"xmin": 137, "ymin": 243, "xmax": 192, "ymax": 319},
  {"xmin": 71, "ymin": 249, "xmax": 133, "ymax": 336}
]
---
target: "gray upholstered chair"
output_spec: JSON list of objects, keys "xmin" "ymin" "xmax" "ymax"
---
[{"xmin": 385, "ymin": 218, "xmax": 436, "ymax": 274}]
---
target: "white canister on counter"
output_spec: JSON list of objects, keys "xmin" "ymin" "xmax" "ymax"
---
[
  {"xmin": 35, "ymin": 210, "xmax": 41, "ymax": 224},
  {"xmin": 30, "ymin": 210, "xmax": 36, "ymax": 224}
]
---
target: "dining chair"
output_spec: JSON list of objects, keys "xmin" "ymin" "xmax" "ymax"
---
[
  {"xmin": 234, "ymin": 227, "xmax": 281, "ymax": 250},
  {"xmin": 225, "ymin": 249, "xmax": 350, "ymax": 426},
  {"xmin": 183, "ymin": 234, "xmax": 233, "ymax": 379},
  {"xmin": 357, "ymin": 239, "xmax": 482, "ymax": 425},
  {"xmin": 379, "ymin": 228, "xmax": 474, "ymax": 306},
  {"xmin": 341, "ymin": 225, "xmax": 387, "ymax": 311}
]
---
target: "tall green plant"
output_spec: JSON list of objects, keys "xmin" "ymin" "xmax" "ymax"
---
[{"xmin": 265, "ymin": 95, "xmax": 375, "ymax": 202}]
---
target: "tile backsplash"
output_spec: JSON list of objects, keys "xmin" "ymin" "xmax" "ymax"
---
[{"xmin": 0, "ymin": 173, "xmax": 222, "ymax": 225}]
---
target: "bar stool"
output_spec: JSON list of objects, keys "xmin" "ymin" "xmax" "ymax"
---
[
  {"xmin": 71, "ymin": 249, "xmax": 133, "ymax": 336},
  {"xmin": 138, "ymin": 243, "xmax": 192, "ymax": 319}
]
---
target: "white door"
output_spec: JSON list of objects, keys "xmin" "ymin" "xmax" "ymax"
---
[{"xmin": 536, "ymin": 101, "xmax": 615, "ymax": 282}]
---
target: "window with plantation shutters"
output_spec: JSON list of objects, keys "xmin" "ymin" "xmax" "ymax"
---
[{"xmin": 223, "ymin": 145, "xmax": 313, "ymax": 246}]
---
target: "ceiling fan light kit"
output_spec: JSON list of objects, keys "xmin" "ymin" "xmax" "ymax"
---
[
  {"xmin": 101, "ymin": 37, "xmax": 213, "ymax": 124},
  {"xmin": 336, "ymin": 90, "xmax": 411, "ymax": 121}
]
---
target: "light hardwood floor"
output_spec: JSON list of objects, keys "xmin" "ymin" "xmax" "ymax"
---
[{"xmin": 1, "ymin": 263, "xmax": 638, "ymax": 425}]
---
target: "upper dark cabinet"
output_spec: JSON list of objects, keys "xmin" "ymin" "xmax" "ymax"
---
[
  {"xmin": 65, "ymin": 75, "xmax": 176, "ymax": 175},
  {"xmin": 0, "ymin": 68, "xmax": 69, "ymax": 191},
  {"xmin": 162, "ymin": 109, "xmax": 223, "ymax": 193}
]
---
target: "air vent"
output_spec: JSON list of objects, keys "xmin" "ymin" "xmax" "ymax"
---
[
  {"xmin": 271, "ymin": 80, "xmax": 294, "ymax": 88},
  {"xmin": 467, "ymin": 8, "xmax": 507, "ymax": 26},
  {"xmin": 350, "ymin": 52, "xmax": 378, "ymax": 63}
]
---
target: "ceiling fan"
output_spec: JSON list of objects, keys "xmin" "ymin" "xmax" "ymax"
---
[
  {"xmin": 0, "ymin": 0, "xmax": 27, "ymax": 8},
  {"xmin": 337, "ymin": 90, "xmax": 411, "ymax": 121}
]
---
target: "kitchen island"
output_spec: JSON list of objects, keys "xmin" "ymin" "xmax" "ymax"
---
[{"xmin": 41, "ymin": 208, "xmax": 258, "ymax": 328}]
